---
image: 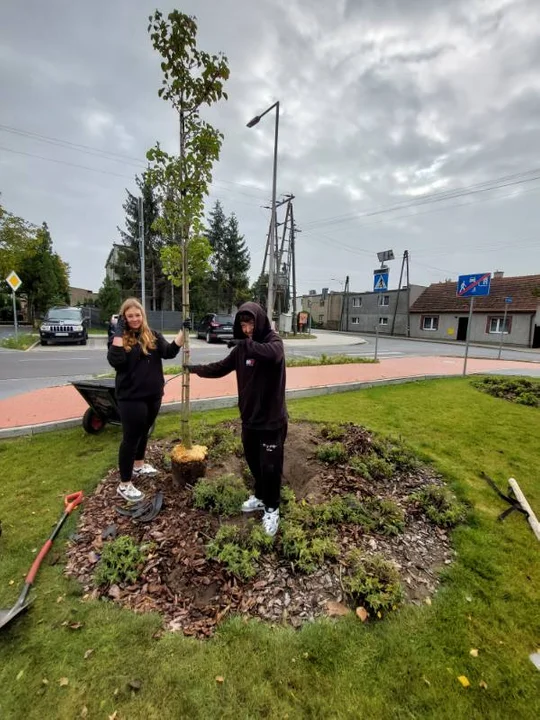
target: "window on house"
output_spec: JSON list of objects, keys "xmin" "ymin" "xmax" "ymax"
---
[
  {"xmin": 488, "ymin": 317, "xmax": 511, "ymax": 334},
  {"xmin": 351, "ymin": 317, "xmax": 360, "ymax": 324},
  {"xmin": 378, "ymin": 295, "xmax": 390, "ymax": 306},
  {"xmin": 319, "ymin": 314, "xmax": 324, "ymax": 323},
  {"xmin": 378, "ymin": 317, "xmax": 389, "ymax": 326},
  {"xmin": 352, "ymin": 297, "xmax": 362, "ymax": 307},
  {"xmin": 319, "ymin": 298, "xmax": 325, "ymax": 306},
  {"xmin": 422, "ymin": 316, "xmax": 439, "ymax": 331}
]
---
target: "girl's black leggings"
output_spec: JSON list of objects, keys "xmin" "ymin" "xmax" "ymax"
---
[{"xmin": 117, "ymin": 397, "xmax": 162, "ymax": 482}]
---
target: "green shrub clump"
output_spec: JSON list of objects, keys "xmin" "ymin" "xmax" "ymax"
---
[
  {"xmin": 94, "ymin": 536, "xmax": 153, "ymax": 587},
  {"xmin": 316, "ymin": 442, "xmax": 348, "ymax": 464},
  {"xmin": 343, "ymin": 551, "xmax": 404, "ymax": 615},
  {"xmin": 409, "ymin": 484, "xmax": 466, "ymax": 527},
  {"xmin": 192, "ymin": 473, "xmax": 247, "ymax": 515},
  {"xmin": 206, "ymin": 522, "xmax": 275, "ymax": 580}
]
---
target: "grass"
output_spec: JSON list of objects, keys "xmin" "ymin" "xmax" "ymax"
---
[
  {"xmin": 0, "ymin": 379, "xmax": 539, "ymax": 718},
  {"xmin": 0, "ymin": 332, "xmax": 37, "ymax": 350}
]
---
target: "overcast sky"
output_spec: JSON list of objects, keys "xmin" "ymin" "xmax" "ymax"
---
[{"xmin": 1, "ymin": 0, "xmax": 540, "ymax": 296}]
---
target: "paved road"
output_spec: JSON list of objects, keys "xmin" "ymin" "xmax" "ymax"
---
[{"xmin": 1, "ymin": 330, "xmax": 539, "ymax": 400}]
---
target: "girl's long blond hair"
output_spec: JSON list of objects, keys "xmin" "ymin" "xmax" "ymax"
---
[{"xmin": 118, "ymin": 298, "xmax": 156, "ymax": 355}]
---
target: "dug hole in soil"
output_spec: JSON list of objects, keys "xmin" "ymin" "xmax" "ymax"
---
[{"xmin": 66, "ymin": 421, "xmax": 457, "ymax": 638}]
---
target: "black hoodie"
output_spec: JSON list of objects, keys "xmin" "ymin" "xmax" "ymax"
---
[
  {"xmin": 189, "ymin": 302, "xmax": 287, "ymax": 430},
  {"xmin": 107, "ymin": 330, "xmax": 181, "ymax": 401}
]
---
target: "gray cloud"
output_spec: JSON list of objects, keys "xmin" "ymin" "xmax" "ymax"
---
[{"xmin": 0, "ymin": 0, "xmax": 539, "ymax": 296}]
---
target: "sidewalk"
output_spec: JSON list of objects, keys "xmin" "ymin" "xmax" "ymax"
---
[{"xmin": 1, "ymin": 355, "xmax": 539, "ymax": 439}]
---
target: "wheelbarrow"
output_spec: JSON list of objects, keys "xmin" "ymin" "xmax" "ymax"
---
[
  {"xmin": 0, "ymin": 492, "xmax": 84, "ymax": 631},
  {"xmin": 71, "ymin": 378, "xmax": 121, "ymax": 434},
  {"xmin": 71, "ymin": 379, "xmax": 156, "ymax": 436}
]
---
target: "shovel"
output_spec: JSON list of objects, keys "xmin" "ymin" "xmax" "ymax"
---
[{"xmin": 0, "ymin": 491, "xmax": 84, "ymax": 631}]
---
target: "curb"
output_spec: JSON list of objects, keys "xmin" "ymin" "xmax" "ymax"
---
[{"xmin": 0, "ymin": 373, "xmax": 453, "ymax": 440}]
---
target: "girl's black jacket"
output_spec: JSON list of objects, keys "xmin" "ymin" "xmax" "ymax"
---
[{"xmin": 107, "ymin": 331, "xmax": 181, "ymax": 401}]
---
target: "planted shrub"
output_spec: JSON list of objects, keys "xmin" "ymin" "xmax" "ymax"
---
[
  {"xmin": 364, "ymin": 454, "xmax": 396, "ymax": 480},
  {"xmin": 320, "ymin": 423, "xmax": 346, "ymax": 441},
  {"xmin": 471, "ymin": 376, "xmax": 540, "ymax": 408},
  {"xmin": 316, "ymin": 442, "xmax": 348, "ymax": 464},
  {"xmin": 409, "ymin": 484, "xmax": 466, "ymax": 527},
  {"xmin": 206, "ymin": 522, "xmax": 275, "ymax": 580},
  {"xmin": 192, "ymin": 473, "xmax": 247, "ymax": 515},
  {"xmin": 280, "ymin": 521, "xmax": 339, "ymax": 573},
  {"xmin": 349, "ymin": 456, "xmax": 372, "ymax": 479},
  {"xmin": 343, "ymin": 551, "xmax": 404, "ymax": 615},
  {"xmin": 94, "ymin": 536, "xmax": 153, "ymax": 587}
]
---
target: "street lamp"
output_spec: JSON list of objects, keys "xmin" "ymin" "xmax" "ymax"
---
[{"xmin": 247, "ymin": 100, "xmax": 280, "ymax": 326}]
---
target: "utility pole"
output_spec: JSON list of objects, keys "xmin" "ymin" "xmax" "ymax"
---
[
  {"xmin": 390, "ymin": 250, "xmax": 407, "ymax": 336},
  {"xmin": 138, "ymin": 197, "xmax": 146, "ymax": 310},
  {"xmin": 405, "ymin": 250, "xmax": 411, "ymax": 337},
  {"xmin": 291, "ymin": 205, "xmax": 297, "ymax": 335}
]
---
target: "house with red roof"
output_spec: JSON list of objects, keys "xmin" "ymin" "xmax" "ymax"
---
[{"xmin": 409, "ymin": 272, "xmax": 540, "ymax": 348}]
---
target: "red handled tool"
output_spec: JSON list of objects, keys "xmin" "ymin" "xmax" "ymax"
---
[{"xmin": 0, "ymin": 491, "xmax": 84, "ymax": 631}]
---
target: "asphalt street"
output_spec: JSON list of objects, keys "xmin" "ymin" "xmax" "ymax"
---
[{"xmin": 0, "ymin": 329, "xmax": 539, "ymax": 400}]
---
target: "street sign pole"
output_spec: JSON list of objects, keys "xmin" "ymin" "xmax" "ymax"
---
[
  {"xmin": 497, "ymin": 302, "xmax": 510, "ymax": 360},
  {"xmin": 374, "ymin": 322, "xmax": 379, "ymax": 361},
  {"xmin": 12, "ymin": 290, "xmax": 18, "ymax": 338},
  {"xmin": 463, "ymin": 297, "xmax": 474, "ymax": 376}
]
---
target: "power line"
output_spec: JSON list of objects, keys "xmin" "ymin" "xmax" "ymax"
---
[{"xmin": 302, "ymin": 168, "xmax": 540, "ymax": 231}]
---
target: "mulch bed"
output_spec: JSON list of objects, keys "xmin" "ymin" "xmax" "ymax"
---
[{"xmin": 66, "ymin": 421, "xmax": 455, "ymax": 638}]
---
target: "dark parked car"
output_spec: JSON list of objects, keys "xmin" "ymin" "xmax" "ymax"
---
[
  {"xmin": 39, "ymin": 306, "xmax": 88, "ymax": 346},
  {"xmin": 196, "ymin": 313, "xmax": 234, "ymax": 343}
]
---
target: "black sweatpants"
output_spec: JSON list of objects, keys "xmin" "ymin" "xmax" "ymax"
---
[
  {"xmin": 241, "ymin": 423, "xmax": 288, "ymax": 510},
  {"xmin": 117, "ymin": 397, "xmax": 162, "ymax": 482}
]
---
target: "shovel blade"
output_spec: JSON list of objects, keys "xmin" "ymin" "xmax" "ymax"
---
[{"xmin": 0, "ymin": 602, "xmax": 32, "ymax": 631}]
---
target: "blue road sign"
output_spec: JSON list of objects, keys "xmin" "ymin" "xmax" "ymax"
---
[
  {"xmin": 456, "ymin": 272, "xmax": 491, "ymax": 297},
  {"xmin": 505, "ymin": 297, "xmax": 512, "ymax": 304},
  {"xmin": 373, "ymin": 270, "xmax": 389, "ymax": 292}
]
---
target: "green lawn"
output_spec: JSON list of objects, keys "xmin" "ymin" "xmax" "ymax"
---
[
  {"xmin": 0, "ymin": 378, "xmax": 539, "ymax": 719},
  {"xmin": 0, "ymin": 332, "xmax": 37, "ymax": 350}
]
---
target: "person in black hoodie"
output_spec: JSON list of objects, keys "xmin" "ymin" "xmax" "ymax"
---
[
  {"xmin": 108, "ymin": 297, "xmax": 190, "ymax": 502},
  {"xmin": 185, "ymin": 302, "xmax": 287, "ymax": 536}
]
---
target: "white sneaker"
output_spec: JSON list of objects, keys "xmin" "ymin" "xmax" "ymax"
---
[
  {"xmin": 262, "ymin": 508, "xmax": 280, "ymax": 537},
  {"xmin": 117, "ymin": 482, "xmax": 145, "ymax": 502},
  {"xmin": 242, "ymin": 495, "xmax": 265, "ymax": 512},
  {"xmin": 133, "ymin": 463, "xmax": 158, "ymax": 476}
]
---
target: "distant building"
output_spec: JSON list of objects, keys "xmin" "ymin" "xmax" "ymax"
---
[
  {"xmin": 69, "ymin": 286, "xmax": 98, "ymax": 306},
  {"xmin": 343, "ymin": 285, "xmax": 426, "ymax": 335},
  {"xmin": 105, "ymin": 244, "xmax": 125, "ymax": 282},
  {"xmin": 300, "ymin": 290, "xmax": 346, "ymax": 330},
  {"xmin": 409, "ymin": 272, "xmax": 540, "ymax": 348}
]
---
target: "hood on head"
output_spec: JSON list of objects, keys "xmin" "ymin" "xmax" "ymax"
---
[{"xmin": 233, "ymin": 302, "xmax": 272, "ymax": 341}]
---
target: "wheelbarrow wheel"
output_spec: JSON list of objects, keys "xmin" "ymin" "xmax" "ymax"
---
[{"xmin": 82, "ymin": 408, "xmax": 106, "ymax": 434}]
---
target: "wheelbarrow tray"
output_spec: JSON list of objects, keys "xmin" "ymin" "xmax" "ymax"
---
[{"xmin": 71, "ymin": 379, "xmax": 121, "ymax": 425}]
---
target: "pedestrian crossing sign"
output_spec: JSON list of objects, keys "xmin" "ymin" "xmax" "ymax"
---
[{"xmin": 373, "ymin": 269, "xmax": 389, "ymax": 292}]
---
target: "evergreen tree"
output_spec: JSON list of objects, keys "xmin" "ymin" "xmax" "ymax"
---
[
  {"xmin": 206, "ymin": 200, "xmax": 227, "ymax": 310},
  {"xmin": 97, "ymin": 276, "xmax": 123, "ymax": 323},
  {"xmin": 19, "ymin": 223, "xmax": 70, "ymax": 320},
  {"xmin": 222, "ymin": 212, "xmax": 250, "ymax": 312},
  {"xmin": 251, "ymin": 272, "xmax": 268, "ymax": 309}
]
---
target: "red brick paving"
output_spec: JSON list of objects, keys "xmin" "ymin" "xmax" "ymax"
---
[{"xmin": 0, "ymin": 356, "xmax": 539, "ymax": 431}]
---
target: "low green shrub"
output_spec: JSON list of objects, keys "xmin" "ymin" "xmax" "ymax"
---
[
  {"xmin": 343, "ymin": 551, "xmax": 404, "ymax": 615},
  {"xmin": 206, "ymin": 522, "xmax": 274, "ymax": 580},
  {"xmin": 192, "ymin": 473, "xmax": 247, "ymax": 515},
  {"xmin": 316, "ymin": 442, "xmax": 348, "ymax": 464},
  {"xmin": 320, "ymin": 423, "xmax": 346, "ymax": 441},
  {"xmin": 409, "ymin": 484, "xmax": 466, "ymax": 527},
  {"xmin": 280, "ymin": 521, "xmax": 339, "ymax": 573},
  {"xmin": 94, "ymin": 536, "xmax": 153, "ymax": 587}
]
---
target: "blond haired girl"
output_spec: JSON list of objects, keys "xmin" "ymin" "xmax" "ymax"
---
[{"xmin": 107, "ymin": 298, "xmax": 190, "ymax": 501}]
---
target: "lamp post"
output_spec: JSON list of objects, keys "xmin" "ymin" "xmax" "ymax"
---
[{"xmin": 247, "ymin": 101, "xmax": 280, "ymax": 326}]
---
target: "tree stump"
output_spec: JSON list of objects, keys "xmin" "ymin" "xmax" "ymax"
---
[{"xmin": 170, "ymin": 444, "xmax": 208, "ymax": 489}]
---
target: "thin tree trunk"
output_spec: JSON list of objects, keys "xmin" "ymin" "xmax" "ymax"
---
[{"xmin": 179, "ymin": 108, "xmax": 192, "ymax": 449}]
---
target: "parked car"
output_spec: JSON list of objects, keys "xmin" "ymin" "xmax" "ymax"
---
[
  {"xmin": 39, "ymin": 306, "xmax": 88, "ymax": 346},
  {"xmin": 196, "ymin": 313, "xmax": 234, "ymax": 343}
]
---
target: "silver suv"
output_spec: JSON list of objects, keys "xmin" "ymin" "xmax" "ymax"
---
[{"xmin": 40, "ymin": 306, "xmax": 88, "ymax": 346}]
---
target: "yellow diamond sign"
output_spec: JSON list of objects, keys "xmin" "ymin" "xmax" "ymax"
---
[{"xmin": 6, "ymin": 271, "xmax": 22, "ymax": 292}]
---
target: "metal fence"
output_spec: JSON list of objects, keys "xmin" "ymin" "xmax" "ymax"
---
[{"xmin": 82, "ymin": 307, "xmax": 186, "ymax": 331}]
